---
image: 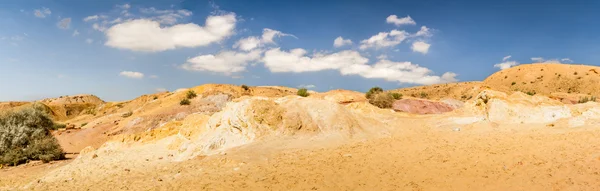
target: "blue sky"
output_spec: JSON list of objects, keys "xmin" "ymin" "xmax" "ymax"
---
[{"xmin": 1, "ymin": 0, "xmax": 599, "ymax": 101}]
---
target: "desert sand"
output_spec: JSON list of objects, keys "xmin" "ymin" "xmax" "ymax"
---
[{"xmin": 2, "ymin": 63, "xmax": 600, "ymax": 190}]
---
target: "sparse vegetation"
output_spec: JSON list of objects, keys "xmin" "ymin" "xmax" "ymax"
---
[
  {"xmin": 297, "ymin": 88, "xmax": 310, "ymax": 97},
  {"xmin": 153, "ymin": 96, "xmax": 158, "ymax": 100},
  {"xmin": 51, "ymin": 123, "xmax": 66, "ymax": 130},
  {"xmin": 186, "ymin": 90, "xmax": 197, "ymax": 99},
  {"xmin": 368, "ymin": 92, "xmax": 394, "ymax": 109},
  {"xmin": 511, "ymin": 82, "xmax": 516, "ymax": 85},
  {"xmin": 81, "ymin": 122, "xmax": 88, "ymax": 127},
  {"xmin": 0, "ymin": 104, "xmax": 65, "ymax": 165},
  {"xmin": 241, "ymin": 84, "xmax": 250, "ymax": 91},
  {"xmin": 526, "ymin": 91, "xmax": 536, "ymax": 96},
  {"xmin": 180, "ymin": 98, "xmax": 191, "ymax": 105},
  {"xmin": 578, "ymin": 96, "xmax": 597, "ymax": 103},
  {"xmin": 419, "ymin": 92, "xmax": 429, "ymax": 98},
  {"xmin": 390, "ymin": 92, "xmax": 403, "ymax": 100},
  {"xmin": 365, "ymin": 87, "xmax": 384, "ymax": 99},
  {"xmin": 574, "ymin": 72, "xmax": 578, "ymax": 75},
  {"xmin": 121, "ymin": 111, "xmax": 133, "ymax": 118}
]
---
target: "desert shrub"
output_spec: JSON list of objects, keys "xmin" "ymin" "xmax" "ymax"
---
[
  {"xmin": 0, "ymin": 106, "xmax": 64, "ymax": 165},
  {"xmin": 121, "ymin": 111, "xmax": 133, "ymax": 118},
  {"xmin": 390, "ymin": 92, "xmax": 403, "ymax": 100},
  {"xmin": 153, "ymin": 96, "xmax": 158, "ymax": 100},
  {"xmin": 241, "ymin": 84, "xmax": 250, "ymax": 91},
  {"xmin": 511, "ymin": 82, "xmax": 516, "ymax": 85},
  {"xmin": 365, "ymin": 87, "xmax": 384, "ymax": 99},
  {"xmin": 461, "ymin": 95, "xmax": 468, "ymax": 99},
  {"xmin": 579, "ymin": 96, "xmax": 597, "ymax": 103},
  {"xmin": 81, "ymin": 122, "xmax": 88, "ymax": 127},
  {"xmin": 419, "ymin": 92, "xmax": 429, "ymax": 98},
  {"xmin": 574, "ymin": 72, "xmax": 578, "ymax": 75},
  {"xmin": 297, "ymin": 88, "xmax": 309, "ymax": 97},
  {"xmin": 50, "ymin": 123, "xmax": 66, "ymax": 130},
  {"xmin": 368, "ymin": 93, "xmax": 394, "ymax": 108},
  {"xmin": 526, "ymin": 91, "xmax": 536, "ymax": 96},
  {"xmin": 180, "ymin": 98, "xmax": 191, "ymax": 105},
  {"xmin": 186, "ymin": 90, "xmax": 197, "ymax": 99}
]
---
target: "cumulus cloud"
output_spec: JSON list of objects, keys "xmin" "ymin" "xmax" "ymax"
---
[
  {"xmin": 72, "ymin": 30, "xmax": 80, "ymax": 36},
  {"xmin": 262, "ymin": 48, "xmax": 457, "ymax": 85},
  {"xmin": 494, "ymin": 55, "xmax": 519, "ymax": 70},
  {"xmin": 34, "ymin": 7, "xmax": 51, "ymax": 18},
  {"xmin": 105, "ymin": 13, "xmax": 237, "ymax": 52},
  {"xmin": 92, "ymin": 23, "xmax": 107, "ymax": 32},
  {"xmin": 297, "ymin": 84, "xmax": 316, "ymax": 89},
  {"xmin": 233, "ymin": 28, "xmax": 294, "ymax": 51},
  {"xmin": 531, "ymin": 57, "xmax": 573, "ymax": 63},
  {"xmin": 386, "ymin": 15, "xmax": 416, "ymax": 26},
  {"xmin": 359, "ymin": 30, "xmax": 408, "ymax": 50},
  {"xmin": 411, "ymin": 41, "xmax": 430, "ymax": 54},
  {"xmin": 494, "ymin": 61, "xmax": 519, "ymax": 70},
  {"xmin": 414, "ymin": 26, "xmax": 432, "ymax": 37},
  {"xmin": 139, "ymin": 7, "xmax": 193, "ymax": 25},
  {"xmin": 181, "ymin": 50, "xmax": 262, "ymax": 75},
  {"xmin": 84, "ymin": 15, "xmax": 100, "ymax": 22},
  {"xmin": 333, "ymin": 36, "xmax": 353, "ymax": 48},
  {"xmin": 57, "ymin": 18, "xmax": 71, "ymax": 29},
  {"xmin": 119, "ymin": 71, "xmax": 144, "ymax": 79}
]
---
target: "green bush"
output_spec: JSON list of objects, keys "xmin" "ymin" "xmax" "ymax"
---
[
  {"xmin": 365, "ymin": 87, "xmax": 384, "ymax": 99},
  {"xmin": 81, "ymin": 122, "xmax": 88, "ymax": 127},
  {"xmin": 511, "ymin": 82, "xmax": 516, "ymax": 85},
  {"xmin": 121, "ymin": 111, "xmax": 133, "ymax": 118},
  {"xmin": 186, "ymin": 90, "xmax": 197, "ymax": 99},
  {"xmin": 180, "ymin": 98, "xmax": 191, "ymax": 105},
  {"xmin": 50, "ymin": 123, "xmax": 66, "ymax": 130},
  {"xmin": 368, "ymin": 93, "xmax": 394, "ymax": 109},
  {"xmin": 297, "ymin": 88, "xmax": 309, "ymax": 97},
  {"xmin": 390, "ymin": 92, "xmax": 403, "ymax": 100},
  {"xmin": 419, "ymin": 92, "xmax": 429, "ymax": 98},
  {"xmin": 241, "ymin": 84, "xmax": 250, "ymax": 91},
  {"xmin": 526, "ymin": 91, "xmax": 536, "ymax": 96},
  {"xmin": 0, "ymin": 105, "xmax": 64, "ymax": 165}
]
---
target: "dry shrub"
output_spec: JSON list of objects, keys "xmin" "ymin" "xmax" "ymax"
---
[
  {"xmin": 368, "ymin": 93, "xmax": 394, "ymax": 108},
  {"xmin": 0, "ymin": 103, "xmax": 64, "ymax": 165}
]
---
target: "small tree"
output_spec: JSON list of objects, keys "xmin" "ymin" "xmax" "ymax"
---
[
  {"xmin": 241, "ymin": 84, "xmax": 250, "ymax": 91},
  {"xmin": 297, "ymin": 88, "xmax": 309, "ymax": 97},
  {"xmin": 366, "ymin": 87, "xmax": 384, "ymax": 99},
  {"xmin": 180, "ymin": 98, "xmax": 191, "ymax": 105},
  {"xmin": 186, "ymin": 90, "xmax": 197, "ymax": 99},
  {"xmin": 390, "ymin": 92, "xmax": 403, "ymax": 100}
]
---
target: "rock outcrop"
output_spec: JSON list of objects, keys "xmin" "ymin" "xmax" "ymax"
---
[{"xmin": 392, "ymin": 99, "xmax": 455, "ymax": 114}]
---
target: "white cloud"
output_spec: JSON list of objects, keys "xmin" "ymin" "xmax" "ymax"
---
[
  {"xmin": 181, "ymin": 50, "xmax": 262, "ymax": 75},
  {"xmin": 414, "ymin": 26, "xmax": 432, "ymax": 37},
  {"xmin": 411, "ymin": 41, "xmax": 430, "ymax": 54},
  {"xmin": 531, "ymin": 57, "xmax": 573, "ymax": 63},
  {"xmin": 85, "ymin": 38, "xmax": 94, "ymax": 44},
  {"xmin": 377, "ymin": 54, "xmax": 388, "ymax": 60},
  {"xmin": 117, "ymin": 4, "xmax": 131, "ymax": 9},
  {"xmin": 72, "ymin": 30, "xmax": 80, "ymax": 36},
  {"xmin": 57, "ymin": 18, "xmax": 71, "ymax": 29},
  {"xmin": 92, "ymin": 23, "xmax": 107, "ymax": 32},
  {"xmin": 333, "ymin": 36, "xmax": 353, "ymax": 48},
  {"xmin": 359, "ymin": 30, "xmax": 408, "ymax": 50},
  {"xmin": 84, "ymin": 15, "xmax": 100, "ymax": 22},
  {"xmin": 34, "ymin": 7, "xmax": 51, "ymax": 18},
  {"xmin": 140, "ymin": 7, "xmax": 194, "ymax": 25},
  {"xmin": 386, "ymin": 15, "xmax": 416, "ymax": 26},
  {"xmin": 494, "ymin": 61, "xmax": 519, "ymax": 70},
  {"xmin": 262, "ymin": 48, "xmax": 456, "ymax": 85},
  {"xmin": 233, "ymin": 28, "xmax": 294, "ymax": 51},
  {"xmin": 502, "ymin": 55, "xmax": 512, "ymax": 61},
  {"xmin": 105, "ymin": 13, "xmax": 237, "ymax": 52},
  {"xmin": 298, "ymin": 84, "xmax": 316, "ymax": 89},
  {"xmin": 119, "ymin": 71, "xmax": 144, "ymax": 79},
  {"xmin": 561, "ymin": 58, "xmax": 573, "ymax": 63}
]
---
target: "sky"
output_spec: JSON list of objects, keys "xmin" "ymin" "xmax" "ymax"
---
[{"xmin": 2, "ymin": 0, "xmax": 600, "ymax": 101}]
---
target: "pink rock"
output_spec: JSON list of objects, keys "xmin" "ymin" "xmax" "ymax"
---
[{"xmin": 392, "ymin": 99, "xmax": 454, "ymax": 114}]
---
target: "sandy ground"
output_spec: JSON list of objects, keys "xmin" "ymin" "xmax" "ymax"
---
[{"xmin": 4, "ymin": 114, "xmax": 600, "ymax": 191}]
